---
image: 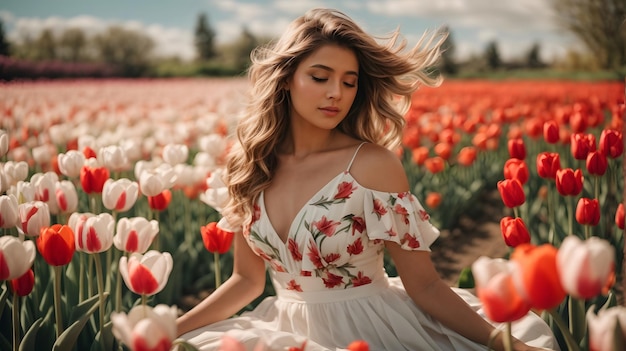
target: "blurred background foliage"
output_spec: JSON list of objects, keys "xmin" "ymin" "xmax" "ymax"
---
[{"xmin": 0, "ymin": 0, "xmax": 625, "ymax": 80}]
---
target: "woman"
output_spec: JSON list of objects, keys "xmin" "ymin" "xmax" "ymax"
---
[{"xmin": 177, "ymin": 8, "xmax": 557, "ymax": 351}]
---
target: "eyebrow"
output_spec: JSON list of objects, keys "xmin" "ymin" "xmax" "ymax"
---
[{"xmin": 310, "ymin": 64, "xmax": 359, "ymax": 77}]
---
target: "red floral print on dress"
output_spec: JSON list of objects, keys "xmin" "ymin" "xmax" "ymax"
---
[
  {"xmin": 418, "ymin": 209, "xmax": 430, "ymax": 221},
  {"xmin": 347, "ymin": 238, "xmax": 364, "ymax": 255},
  {"xmin": 372, "ymin": 199, "xmax": 387, "ymax": 219},
  {"xmin": 351, "ymin": 216, "xmax": 365, "ymax": 235},
  {"xmin": 352, "ymin": 271, "xmax": 372, "ymax": 287},
  {"xmin": 385, "ymin": 228, "xmax": 397, "ymax": 237},
  {"xmin": 312, "ymin": 216, "xmax": 341, "ymax": 237},
  {"xmin": 251, "ymin": 204, "xmax": 262, "ymax": 224},
  {"xmin": 401, "ymin": 233, "xmax": 421, "ymax": 249},
  {"xmin": 288, "ymin": 238, "xmax": 302, "ymax": 261},
  {"xmin": 300, "ymin": 270, "xmax": 312, "ymax": 276},
  {"xmin": 323, "ymin": 271, "xmax": 344, "ymax": 288},
  {"xmin": 286, "ymin": 279, "xmax": 303, "ymax": 292},
  {"xmin": 334, "ymin": 181, "xmax": 357, "ymax": 199},
  {"xmin": 393, "ymin": 203, "xmax": 410, "ymax": 225},
  {"xmin": 324, "ymin": 252, "xmax": 341, "ymax": 264},
  {"xmin": 307, "ymin": 240, "xmax": 324, "ymax": 269}
]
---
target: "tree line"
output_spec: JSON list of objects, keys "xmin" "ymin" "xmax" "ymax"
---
[{"xmin": 0, "ymin": 0, "xmax": 624, "ymax": 79}]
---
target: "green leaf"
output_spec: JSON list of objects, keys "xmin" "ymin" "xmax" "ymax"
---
[
  {"xmin": 18, "ymin": 318, "xmax": 43, "ymax": 351},
  {"xmin": 52, "ymin": 293, "xmax": 107, "ymax": 351},
  {"xmin": 90, "ymin": 321, "xmax": 115, "ymax": 351},
  {"xmin": 0, "ymin": 286, "xmax": 8, "ymax": 318},
  {"xmin": 456, "ymin": 266, "xmax": 475, "ymax": 289},
  {"xmin": 0, "ymin": 332, "xmax": 11, "ymax": 351}
]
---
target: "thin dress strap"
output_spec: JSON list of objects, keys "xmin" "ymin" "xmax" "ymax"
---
[{"xmin": 346, "ymin": 142, "xmax": 367, "ymax": 172}]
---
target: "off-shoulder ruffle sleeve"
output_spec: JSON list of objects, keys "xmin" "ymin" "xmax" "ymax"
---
[{"xmin": 363, "ymin": 190, "xmax": 440, "ymax": 251}]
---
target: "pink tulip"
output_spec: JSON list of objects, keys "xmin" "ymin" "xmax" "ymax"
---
[
  {"xmin": 471, "ymin": 256, "xmax": 531, "ymax": 323},
  {"xmin": 557, "ymin": 236, "xmax": 615, "ymax": 299},
  {"xmin": 18, "ymin": 201, "xmax": 50, "ymax": 236},
  {"xmin": 102, "ymin": 178, "xmax": 139, "ymax": 212},
  {"xmin": 111, "ymin": 304, "xmax": 177, "ymax": 351},
  {"xmin": 74, "ymin": 213, "xmax": 115, "ymax": 254},
  {"xmin": 114, "ymin": 217, "xmax": 159, "ymax": 254},
  {"xmin": 0, "ymin": 194, "xmax": 19, "ymax": 229},
  {"xmin": 0, "ymin": 236, "xmax": 36, "ymax": 280},
  {"xmin": 119, "ymin": 250, "xmax": 173, "ymax": 296},
  {"xmin": 587, "ymin": 306, "xmax": 626, "ymax": 351}
]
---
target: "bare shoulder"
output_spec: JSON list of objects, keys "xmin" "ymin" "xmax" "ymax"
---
[{"xmin": 350, "ymin": 143, "xmax": 409, "ymax": 193}]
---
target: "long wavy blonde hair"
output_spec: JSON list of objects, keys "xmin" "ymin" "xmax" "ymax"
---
[{"xmin": 223, "ymin": 8, "xmax": 446, "ymax": 229}]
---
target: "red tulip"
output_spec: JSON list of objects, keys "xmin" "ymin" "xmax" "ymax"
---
[
  {"xmin": 10, "ymin": 269, "xmax": 35, "ymax": 296},
  {"xmin": 434, "ymin": 142, "xmax": 452, "ymax": 160},
  {"xmin": 599, "ymin": 129, "xmax": 623, "ymax": 159},
  {"xmin": 576, "ymin": 198, "xmax": 600, "ymax": 226},
  {"xmin": 424, "ymin": 157, "xmax": 445, "ymax": 174},
  {"xmin": 80, "ymin": 164, "xmax": 110, "ymax": 194},
  {"xmin": 472, "ymin": 256, "xmax": 531, "ymax": 322},
  {"xmin": 511, "ymin": 243, "xmax": 566, "ymax": 310},
  {"xmin": 543, "ymin": 120, "xmax": 560, "ymax": 144},
  {"xmin": 347, "ymin": 340, "xmax": 370, "ymax": 351},
  {"xmin": 586, "ymin": 151, "xmax": 608, "ymax": 176},
  {"xmin": 497, "ymin": 179, "xmax": 525, "ymax": 208},
  {"xmin": 37, "ymin": 224, "xmax": 76, "ymax": 266},
  {"xmin": 82, "ymin": 146, "xmax": 97, "ymax": 159},
  {"xmin": 503, "ymin": 158, "xmax": 529, "ymax": 185},
  {"xmin": 507, "ymin": 138, "xmax": 526, "ymax": 160},
  {"xmin": 411, "ymin": 147, "xmax": 429, "ymax": 166},
  {"xmin": 555, "ymin": 168, "xmax": 584, "ymax": 196},
  {"xmin": 200, "ymin": 222, "xmax": 235, "ymax": 254},
  {"xmin": 570, "ymin": 133, "xmax": 596, "ymax": 161},
  {"xmin": 536, "ymin": 152, "xmax": 561, "ymax": 180},
  {"xmin": 425, "ymin": 192, "xmax": 442, "ymax": 209},
  {"xmin": 147, "ymin": 189, "xmax": 172, "ymax": 211},
  {"xmin": 500, "ymin": 216, "xmax": 531, "ymax": 247},
  {"xmin": 456, "ymin": 146, "xmax": 477, "ymax": 166},
  {"xmin": 616, "ymin": 203, "xmax": 625, "ymax": 230}
]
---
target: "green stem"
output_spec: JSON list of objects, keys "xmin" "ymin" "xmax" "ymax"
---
[
  {"xmin": 568, "ymin": 196, "xmax": 574, "ymax": 237},
  {"xmin": 93, "ymin": 253, "xmax": 106, "ymax": 333},
  {"xmin": 548, "ymin": 182, "xmax": 556, "ymax": 245},
  {"xmin": 78, "ymin": 252, "xmax": 85, "ymax": 303},
  {"xmin": 152, "ymin": 210, "xmax": 160, "ymax": 252},
  {"xmin": 12, "ymin": 290, "xmax": 19, "ymax": 351},
  {"xmin": 115, "ymin": 251, "xmax": 124, "ymax": 313},
  {"xmin": 547, "ymin": 308, "xmax": 581, "ymax": 351},
  {"xmin": 214, "ymin": 252, "xmax": 221, "ymax": 288},
  {"xmin": 503, "ymin": 322, "xmax": 513, "ymax": 351},
  {"xmin": 53, "ymin": 265, "xmax": 64, "ymax": 338}
]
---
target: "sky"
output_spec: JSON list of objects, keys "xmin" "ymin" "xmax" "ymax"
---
[{"xmin": 0, "ymin": 0, "xmax": 579, "ymax": 62}]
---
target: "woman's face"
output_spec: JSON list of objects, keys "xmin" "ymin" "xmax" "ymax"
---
[{"xmin": 287, "ymin": 44, "xmax": 359, "ymax": 132}]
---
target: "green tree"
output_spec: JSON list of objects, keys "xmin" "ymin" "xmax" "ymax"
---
[
  {"xmin": 58, "ymin": 28, "xmax": 89, "ymax": 62},
  {"xmin": 0, "ymin": 18, "xmax": 10, "ymax": 56},
  {"xmin": 221, "ymin": 26, "xmax": 258, "ymax": 73},
  {"xmin": 35, "ymin": 29, "xmax": 57, "ymax": 60},
  {"xmin": 194, "ymin": 13, "xmax": 217, "ymax": 61},
  {"xmin": 93, "ymin": 26, "xmax": 155, "ymax": 76},
  {"xmin": 485, "ymin": 40, "xmax": 501, "ymax": 70},
  {"xmin": 439, "ymin": 26, "xmax": 458, "ymax": 75},
  {"xmin": 550, "ymin": 0, "xmax": 626, "ymax": 69},
  {"xmin": 526, "ymin": 42, "xmax": 543, "ymax": 68}
]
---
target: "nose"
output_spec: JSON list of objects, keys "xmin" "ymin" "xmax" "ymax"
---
[{"xmin": 326, "ymin": 80, "xmax": 342, "ymax": 100}]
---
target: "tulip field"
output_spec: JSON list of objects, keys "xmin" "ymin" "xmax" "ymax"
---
[{"xmin": 0, "ymin": 77, "xmax": 625, "ymax": 350}]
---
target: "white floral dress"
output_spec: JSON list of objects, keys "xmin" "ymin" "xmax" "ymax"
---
[{"xmin": 182, "ymin": 144, "xmax": 558, "ymax": 351}]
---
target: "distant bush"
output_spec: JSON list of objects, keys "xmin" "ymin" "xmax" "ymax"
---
[{"xmin": 0, "ymin": 55, "xmax": 121, "ymax": 80}]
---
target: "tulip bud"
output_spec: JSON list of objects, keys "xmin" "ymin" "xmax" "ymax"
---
[
  {"xmin": 425, "ymin": 192, "xmax": 442, "ymax": 209},
  {"xmin": 503, "ymin": 158, "xmax": 529, "ymax": 185},
  {"xmin": 75, "ymin": 213, "xmax": 115, "ymax": 253},
  {"xmin": 0, "ymin": 194, "xmax": 19, "ymax": 229},
  {"xmin": 0, "ymin": 236, "xmax": 36, "ymax": 280},
  {"xmin": 201, "ymin": 221, "xmax": 235, "ymax": 254},
  {"xmin": 55, "ymin": 180, "xmax": 78, "ymax": 214},
  {"xmin": 555, "ymin": 168, "xmax": 584, "ymax": 197},
  {"xmin": 500, "ymin": 216, "xmax": 531, "ymax": 247},
  {"xmin": 536, "ymin": 152, "xmax": 561, "ymax": 180},
  {"xmin": 0, "ymin": 130, "xmax": 8, "ymax": 157},
  {"xmin": 543, "ymin": 120, "xmax": 560, "ymax": 144},
  {"xmin": 10, "ymin": 269, "xmax": 35, "ymax": 296},
  {"xmin": 147, "ymin": 189, "xmax": 172, "ymax": 212},
  {"xmin": 411, "ymin": 147, "xmax": 429, "ymax": 166},
  {"xmin": 616, "ymin": 204, "xmax": 625, "ymax": 230},
  {"xmin": 557, "ymin": 236, "xmax": 615, "ymax": 299},
  {"xmin": 456, "ymin": 146, "xmax": 477, "ymax": 167},
  {"xmin": 162, "ymin": 143, "xmax": 189, "ymax": 165},
  {"xmin": 586, "ymin": 151, "xmax": 608, "ymax": 176},
  {"xmin": 102, "ymin": 178, "xmax": 139, "ymax": 212},
  {"xmin": 599, "ymin": 129, "xmax": 623, "ymax": 159},
  {"xmin": 507, "ymin": 138, "xmax": 526, "ymax": 160},
  {"xmin": 587, "ymin": 306, "xmax": 626, "ymax": 351},
  {"xmin": 80, "ymin": 164, "xmax": 110, "ymax": 194},
  {"xmin": 424, "ymin": 157, "xmax": 445, "ymax": 174},
  {"xmin": 18, "ymin": 201, "xmax": 50, "ymax": 236},
  {"xmin": 571, "ymin": 133, "xmax": 596, "ymax": 161},
  {"xmin": 37, "ymin": 224, "xmax": 76, "ymax": 266},
  {"xmin": 497, "ymin": 179, "xmax": 525, "ymax": 208},
  {"xmin": 111, "ymin": 304, "xmax": 177, "ymax": 351},
  {"xmin": 98, "ymin": 145, "xmax": 131, "ymax": 172},
  {"xmin": 114, "ymin": 217, "xmax": 159, "ymax": 254},
  {"xmin": 57, "ymin": 150, "xmax": 86, "ymax": 178},
  {"xmin": 576, "ymin": 198, "xmax": 600, "ymax": 226},
  {"xmin": 119, "ymin": 250, "xmax": 173, "ymax": 296}
]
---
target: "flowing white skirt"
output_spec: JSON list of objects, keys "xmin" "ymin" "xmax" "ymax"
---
[{"xmin": 180, "ymin": 276, "xmax": 558, "ymax": 351}]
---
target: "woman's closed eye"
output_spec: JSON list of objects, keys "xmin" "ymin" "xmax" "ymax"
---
[{"xmin": 311, "ymin": 76, "xmax": 356, "ymax": 88}]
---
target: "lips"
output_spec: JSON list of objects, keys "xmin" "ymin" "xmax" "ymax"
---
[{"xmin": 319, "ymin": 106, "xmax": 340, "ymax": 116}]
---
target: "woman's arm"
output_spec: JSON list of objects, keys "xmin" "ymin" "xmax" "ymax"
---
[
  {"xmin": 176, "ymin": 229, "xmax": 267, "ymax": 336},
  {"xmin": 386, "ymin": 243, "xmax": 545, "ymax": 351}
]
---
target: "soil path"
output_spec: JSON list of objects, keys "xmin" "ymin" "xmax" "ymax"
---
[{"xmin": 431, "ymin": 189, "xmax": 509, "ymax": 286}]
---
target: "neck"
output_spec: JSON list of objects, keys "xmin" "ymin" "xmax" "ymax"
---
[{"xmin": 281, "ymin": 129, "xmax": 338, "ymax": 159}]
